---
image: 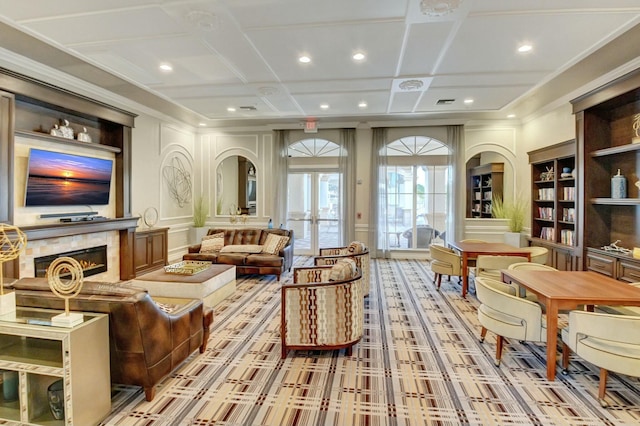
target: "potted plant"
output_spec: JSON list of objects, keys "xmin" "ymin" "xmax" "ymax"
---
[
  {"xmin": 191, "ymin": 196, "xmax": 209, "ymax": 243},
  {"xmin": 492, "ymin": 194, "xmax": 528, "ymax": 247}
]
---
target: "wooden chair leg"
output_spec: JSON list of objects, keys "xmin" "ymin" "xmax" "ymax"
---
[
  {"xmin": 561, "ymin": 342, "xmax": 570, "ymax": 372},
  {"xmin": 437, "ymin": 273, "xmax": 442, "ymax": 289},
  {"xmin": 346, "ymin": 345, "xmax": 353, "ymax": 357},
  {"xmin": 598, "ymin": 368, "xmax": 609, "ymax": 407},
  {"xmin": 495, "ymin": 335, "xmax": 504, "ymax": 366},
  {"xmin": 479, "ymin": 327, "xmax": 487, "ymax": 343}
]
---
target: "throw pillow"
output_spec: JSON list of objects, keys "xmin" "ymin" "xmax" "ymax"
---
[
  {"xmin": 262, "ymin": 233, "xmax": 290, "ymax": 255},
  {"xmin": 329, "ymin": 258, "xmax": 358, "ymax": 281},
  {"xmin": 220, "ymin": 244, "xmax": 263, "ymax": 254},
  {"xmin": 200, "ymin": 232, "xmax": 225, "ymax": 253},
  {"xmin": 347, "ymin": 241, "xmax": 366, "ymax": 254}
]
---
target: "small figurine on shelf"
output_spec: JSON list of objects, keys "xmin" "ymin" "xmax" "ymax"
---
[
  {"xmin": 50, "ymin": 124, "xmax": 64, "ymax": 137},
  {"xmin": 77, "ymin": 127, "xmax": 92, "ymax": 142},
  {"xmin": 59, "ymin": 119, "xmax": 74, "ymax": 139}
]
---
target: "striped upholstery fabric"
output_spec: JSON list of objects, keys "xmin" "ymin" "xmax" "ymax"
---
[
  {"xmin": 314, "ymin": 242, "xmax": 370, "ymax": 296},
  {"xmin": 281, "ymin": 264, "xmax": 364, "ymax": 358}
]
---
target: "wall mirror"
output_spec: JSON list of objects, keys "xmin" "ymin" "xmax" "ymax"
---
[{"xmin": 216, "ymin": 155, "xmax": 257, "ymax": 216}]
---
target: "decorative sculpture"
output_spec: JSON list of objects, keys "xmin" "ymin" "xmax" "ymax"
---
[
  {"xmin": 47, "ymin": 256, "xmax": 85, "ymax": 327},
  {"xmin": 0, "ymin": 224, "xmax": 27, "ymax": 316},
  {"xmin": 162, "ymin": 156, "xmax": 192, "ymax": 207},
  {"xmin": 633, "ymin": 113, "xmax": 640, "ymax": 143},
  {"xmin": 77, "ymin": 126, "xmax": 92, "ymax": 142}
]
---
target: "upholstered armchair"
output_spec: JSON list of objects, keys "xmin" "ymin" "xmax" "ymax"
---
[
  {"xmin": 314, "ymin": 241, "xmax": 370, "ymax": 296},
  {"xmin": 429, "ymin": 244, "xmax": 462, "ymax": 290},
  {"xmin": 281, "ymin": 259, "xmax": 364, "ymax": 358},
  {"xmin": 507, "ymin": 262, "xmax": 557, "ymax": 301},
  {"xmin": 519, "ymin": 246, "xmax": 549, "ymax": 264},
  {"xmin": 475, "ymin": 255, "xmax": 529, "ymax": 281},
  {"xmin": 561, "ymin": 311, "xmax": 640, "ymax": 407},
  {"xmin": 476, "ymin": 276, "xmax": 547, "ymax": 366}
]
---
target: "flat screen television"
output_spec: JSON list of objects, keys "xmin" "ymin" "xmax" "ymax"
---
[{"xmin": 24, "ymin": 148, "xmax": 113, "ymax": 206}]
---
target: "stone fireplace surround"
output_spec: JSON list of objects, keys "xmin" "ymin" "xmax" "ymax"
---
[{"xmin": 20, "ymin": 231, "xmax": 120, "ymax": 282}]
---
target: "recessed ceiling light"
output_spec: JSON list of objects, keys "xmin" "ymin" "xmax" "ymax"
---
[
  {"xmin": 199, "ymin": 122, "xmax": 206, "ymax": 126},
  {"xmin": 227, "ymin": 107, "xmax": 236, "ymax": 112},
  {"xmin": 507, "ymin": 114, "xmax": 516, "ymax": 118},
  {"xmin": 159, "ymin": 63, "xmax": 173, "ymax": 72},
  {"xmin": 358, "ymin": 101, "xmax": 368, "ymax": 108},
  {"xmin": 518, "ymin": 44, "xmax": 533, "ymax": 53},
  {"xmin": 299, "ymin": 55, "xmax": 311, "ymax": 63},
  {"xmin": 464, "ymin": 98, "xmax": 474, "ymax": 105},
  {"xmin": 353, "ymin": 52, "xmax": 365, "ymax": 61},
  {"xmin": 320, "ymin": 103, "xmax": 330, "ymax": 110}
]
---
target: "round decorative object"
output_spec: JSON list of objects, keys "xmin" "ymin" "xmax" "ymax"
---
[
  {"xmin": 48, "ymin": 379, "xmax": 65, "ymax": 420},
  {"xmin": 143, "ymin": 207, "xmax": 159, "ymax": 228},
  {"xmin": 47, "ymin": 257, "xmax": 84, "ymax": 315},
  {"xmin": 0, "ymin": 224, "xmax": 27, "ymax": 295}
]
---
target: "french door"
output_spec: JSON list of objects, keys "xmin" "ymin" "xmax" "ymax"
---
[{"xmin": 286, "ymin": 171, "xmax": 341, "ymax": 255}]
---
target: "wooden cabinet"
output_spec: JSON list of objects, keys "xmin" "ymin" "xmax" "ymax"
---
[
  {"xmin": 585, "ymin": 248, "xmax": 640, "ymax": 283},
  {"xmin": 134, "ymin": 227, "xmax": 168, "ymax": 275},
  {"xmin": 467, "ymin": 163, "xmax": 503, "ymax": 218},
  {"xmin": 0, "ymin": 308, "xmax": 110, "ymax": 425},
  {"xmin": 572, "ymin": 67, "xmax": 640, "ymax": 270},
  {"xmin": 527, "ymin": 140, "xmax": 580, "ymax": 269}
]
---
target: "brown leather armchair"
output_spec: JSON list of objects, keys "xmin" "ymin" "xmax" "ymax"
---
[{"xmin": 10, "ymin": 278, "xmax": 214, "ymax": 401}]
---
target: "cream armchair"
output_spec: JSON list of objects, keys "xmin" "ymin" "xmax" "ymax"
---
[
  {"xmin": 519, "ymin": 246, "xmax": 549, "ymax": 264},
  {"xmin": 475, "ymin": 255, "xmax": 529, "ymax": 281},
  {"xmin": 314, "ymin": 241, "xmax": 370, "ymax": 296},
  {"xmin": 281, "ymin": 259, "xmax": 364, "ymax": 358},
  {"xmin": 561, "ymin": 311, "xmax": 640, "ymax": 407},
  {"xmin": 476, "ymin": 276, "xmax": 547, "ymax": 366},
  {"xmin": 429, "ymin": 244, "xmax": 462, "ymax": 290}
]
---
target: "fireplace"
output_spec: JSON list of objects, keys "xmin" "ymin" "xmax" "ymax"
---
[{"xmin": 34, "ymin": 245, "xmax": 108, "ymax": 278}]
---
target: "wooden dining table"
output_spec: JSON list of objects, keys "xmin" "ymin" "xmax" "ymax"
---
[
  {"xmin": 447, "ymin": 241, "xmax": 531, "ymax": 297},
  {"xmin": 501, "ymin": 270, "xmax": 640, "ymax": 381}
]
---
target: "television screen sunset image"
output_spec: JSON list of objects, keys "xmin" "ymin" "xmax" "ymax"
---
[{"xmin": 25, "ymin": 148, "xmax": 113, "ymax": 206}]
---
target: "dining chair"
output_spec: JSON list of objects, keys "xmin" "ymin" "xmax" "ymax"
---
[
  {"xmin": 475, "ymin": 276, "xmax": 547, "ymax": 366},
  {"xmin": 561, "ymin": 310, "xmax": 640, "ymax": 407},
  {"xmin": 518, "ymin": 246, "xmax": 549, "ymax": 264},
  {"xmin": 429, "ymin": 244, "xmax": 462, "ymax": 290},
  {"xmin": 475, "ymin": 255, "xmax": 530, "ymax": 281}
]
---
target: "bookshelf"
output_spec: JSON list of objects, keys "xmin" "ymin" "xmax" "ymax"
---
[
  {"xmin": 467, "ymin": 163, "xmax": 503, "ymax": 218},
  {"xmin": 528, "ymin": 140, "xmax": 580, "ymax": 270}
]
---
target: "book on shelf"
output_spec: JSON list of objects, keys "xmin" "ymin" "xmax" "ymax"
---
[
  {"xmin": 483, "ymin": 190, "xmax": 492, "ymax": 200},
  {"xmin": 562, "ymin": 208, "xmax": 575, "ymax": 222},
  {"xmin": 537, "ymin": 207, "xmax": 554, "ymax": 220},
  {"xmin": 562, "ymin": 187, "xmax": 575, "ymax": 201},
  {"xmin": 540, "ymin": 227, "xmax": 555, "ymax": 241},
  {"xmin": 560, "ymin": 229, "xmax": 575, "ymax": 246},
  {"xmin": 537, "ymin": 188, "xmax": 555, "ymax": 200}
]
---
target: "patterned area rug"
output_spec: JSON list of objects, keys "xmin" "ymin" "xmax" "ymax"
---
[{"xmin": 102, "ymin": 258, "xmax": 640, "ymax": 425}]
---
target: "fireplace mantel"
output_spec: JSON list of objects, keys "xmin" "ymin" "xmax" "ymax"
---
[{"xmin": 22, "ymin": 217, "xmax": 140, "ymax": 241}]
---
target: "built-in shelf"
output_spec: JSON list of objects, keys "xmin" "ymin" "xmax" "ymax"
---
[
  {"xmin": 15, "ymin": 130, "xmax": 121, "ymax": 153},
  {"xmin": 589, "ymin": 142, "xmax": 640, "ymax": 158},
  {"xmin": 590, "ymin": 198, "xmax": 640, "ymax": 205}
]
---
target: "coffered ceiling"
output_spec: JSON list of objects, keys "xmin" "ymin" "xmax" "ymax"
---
[{"xmin": 0, "ymin": 0, "xmax": 639, "ymax": 127}]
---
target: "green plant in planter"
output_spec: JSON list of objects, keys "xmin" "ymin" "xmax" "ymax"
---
[
  {"xmin": 492, "ymin": 194, "xmax": 528, "ymax": 233},
  {"xmin": 193, "ymin": 196, "xmax": 209, "ymax": 227}
]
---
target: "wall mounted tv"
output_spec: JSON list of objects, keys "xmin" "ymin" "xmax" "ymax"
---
[{"xmin": 25, "ymin": 148, "xmax": 113, "ymax": 206}]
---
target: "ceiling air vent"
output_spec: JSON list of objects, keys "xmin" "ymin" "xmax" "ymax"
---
[
  {"xmin": 239, "ymin": 106, "xmax": 257, "ymax": 111},
  {"xmin": 436, "ymin": 99, "xmax": 455, "ymax": 105}
]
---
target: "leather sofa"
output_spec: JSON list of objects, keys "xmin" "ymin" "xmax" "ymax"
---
[
  {"xmin": 9, "ymin": 277, "xmax": 214, "ymax": 401},
  {"xmin": 183, "ymin": 228, "xmax": 294, "ymax": 279}
]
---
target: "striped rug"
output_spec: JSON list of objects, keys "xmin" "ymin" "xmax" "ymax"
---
[{"xmin": 101, "ymin": 258, "xmax": 640, "ymax": 425}]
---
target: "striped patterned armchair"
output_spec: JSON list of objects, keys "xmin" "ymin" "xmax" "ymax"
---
[
  {"xmin": 281, "ymin": 259, "xmax": 364, "ymax": 358},
  {"xmin": 313, "ymin": 241, "xmax": 370, "ymax": 296}
]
